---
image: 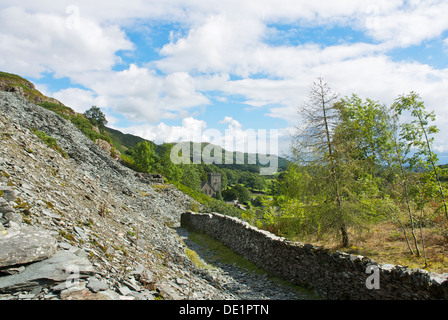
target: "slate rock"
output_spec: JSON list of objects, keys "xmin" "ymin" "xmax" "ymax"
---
[
  {"xmin": 3, "ymin": 212, "xmax": 22, "ymax": 225},
  {"xmin": 117, "ymin": 285, "xmax": 132, "ymax": 296},
  {"xmin": 0, "ymin": 250, "xmax": 95, "ymax": 293},
  {"xmin": 0, "ymin": 186, "xmax": 16, "ymax": 201},
  {"xmin": 87, "ymin": 277, "xmax": 109, "ymax": 293},
  {"xmin": 0, "ymin": 198, "xmax": 14, "ymax": 214},
  {"xmin": 0, "ymin": 227, "xmax": 57, "ymax": 268},
  {"xmin": 60, "ymin": 288, "xmax": 114, "ymax": 300}
]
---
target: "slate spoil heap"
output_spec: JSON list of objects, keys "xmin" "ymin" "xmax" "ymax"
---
[
  {"xmin": 0, "ymin": 91, "xmax": 308, "ymax": 301},
  {"xmin": 0, "ymin": 91, "xmax": 233, "ymax": 300}
]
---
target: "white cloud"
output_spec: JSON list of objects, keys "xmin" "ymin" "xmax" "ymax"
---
[
  {"xmin": 117, "ymin": 117, "xmax": 207, "ymax": 145},
  {"xmin": 443, "ymin": 37, "xmax": 448, "ymax": 51},
  {"xmin": 362, "ymin": 0, "xmax": 448, "ymax": 47},
  {"xmin": 0, "ymin": 6, "xmax": 133, "ymax": 78},
  {"xmin": 162, "ymin": 72, "xmax": 210, "ymax": 110},
  {"xmin": 157, "ymin": 14, "xmax": 266, "ymax": 76},
  {"xmin": 51, "ymin": 88, "xmax": 101, "ymax": 113},
  {"xmin": 3, "ymin": 0, "xmax": 448, "ymax": 154},
  {"xmin": 219, "ymin": 116, "xmax": 243, "ymax": 129},
  {"xmin": 51, "ymin": 65, "xmax": 209, "ymax": 123}
]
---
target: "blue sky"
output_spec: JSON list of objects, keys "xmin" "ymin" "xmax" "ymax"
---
[{"xmin": 1, "ymin": 1, "xmax": 448, "ymax": 161}]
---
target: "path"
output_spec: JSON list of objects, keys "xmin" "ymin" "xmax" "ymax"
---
[{"xmin": 174, "ymin": 227, "xmax": 319, "ymax": 300}]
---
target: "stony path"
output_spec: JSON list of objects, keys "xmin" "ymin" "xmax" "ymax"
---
[{"xmin": 174, "ymin": 227, "xmax": 318, "ymax": 300}]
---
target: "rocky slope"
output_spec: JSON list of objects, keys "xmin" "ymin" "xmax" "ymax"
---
[
  {"xmin": 0, "ymin": 91, "xmax": 230, "ymax": 300},
  {"xmin": 0, "ymin": 91, "xmax": 308, "ymax": 301}
]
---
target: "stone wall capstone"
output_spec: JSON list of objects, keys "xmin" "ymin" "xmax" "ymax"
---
[{"xmin": 181, "ymin": 211, "xmax": 448, "ymax": 300}]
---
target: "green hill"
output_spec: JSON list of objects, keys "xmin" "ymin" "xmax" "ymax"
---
[
  {"xmin": 0, "ymin": 71, "xmax": 65, "ymax": 107},
  {"xmin": 104, "ymin": 127, "xmax": 148, "ymax": 154},
  {"xmin": 163, "ymin": 141, "xmax": 289, "ymax": 173}
]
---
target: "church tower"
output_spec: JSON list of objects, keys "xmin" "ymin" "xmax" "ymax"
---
[{"xmin": 208, "ymin": 173, "xmax": 221, "ymax": 193}]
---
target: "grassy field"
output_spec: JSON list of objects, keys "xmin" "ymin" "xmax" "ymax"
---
[{"xmin": 301, "ymin": 221, "xmax": 448, "ymax": 274}]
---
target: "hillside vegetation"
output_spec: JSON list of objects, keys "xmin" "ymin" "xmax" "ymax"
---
[{"xmin": 240, "ymin": 78, "xmax": 448, "ymax": 273}]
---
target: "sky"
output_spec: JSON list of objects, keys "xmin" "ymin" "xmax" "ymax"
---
[{"xmin": 1, "ymin": 0, "xmax": 448, "ymax": 161}]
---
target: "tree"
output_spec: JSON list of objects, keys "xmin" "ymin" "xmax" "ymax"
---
[
  {"xmin": 133, "ymin": 141, "xmax": 156, "ymax": 173},
  {"xmin": 388, "ymin": 92, "xmax": 448, "ymax": 257},
  {"xmin": 156, "ymin": 143, "xmax": 182, "ymax": 182},
  {"xmin": 335, "ymin": 94, "xmax": 394, "ymax": 175},
  {"xmin": 233, "ymin": 184, "xmax": 251, "ymax": 204},
  {"xmin": 222, "ymin": 185, "xmax": 251, "ymax": 203},
  {"xmin": 292, "ymin": 77, "xmax": 350, "ymax": 246},
  {"xmin": 180, "ymin": 164, "xmax": 202, "ymax": 191},
  {"xmin": 213, "ymin": 190, "xmax": 223, "ymax": 201},
  {"xmin": 247, "ymin": 175, "xmax": 267, "ymax": 191},
  {"xmin": 222, "ymin": 187, "xmax": 239, "ymax": 202},
  {"xmin": 392, "ymin": 92, "xmax": 448, "ymax": 221},
  {"xmin": 84, "ymin": 106, "xmax": 108, "ymax": 131},
  {"xmin": 333, "ymin": 95, "xmax": 397, "ymax": 245},
  {"xmin": 252, "ymin": 196, "xmax": 263, "ymax": 207}
]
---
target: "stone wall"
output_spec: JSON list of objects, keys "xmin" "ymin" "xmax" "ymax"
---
[{"xmin": 181, "ymin": 211, "xmax": 448, "ymax": 300}]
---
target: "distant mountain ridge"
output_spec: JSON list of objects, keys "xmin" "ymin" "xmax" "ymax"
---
[{"xmin": 106, "ymin": 129, "xmax": 290, "ymax": 173}]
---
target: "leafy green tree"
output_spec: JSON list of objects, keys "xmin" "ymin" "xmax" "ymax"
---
[
  {"xmin": 219, "ymin": 170, "xmax": 229, "ymax": 189},
  {"xmin": 222, "ymin": 187, "xmax": 239, "ymax": 201},
  {"xmin": 213, "ymin": 190, "xmax": 223, "ymax": 201},
  {"xmin": 252, "ymin": 196, "xmax": 263, "ymax": 207},
  {"xmin": 180, "ymin": 164, "xmax": 202, "ymax": 191},
  {"xmin": 156, "ymin": 143, "xmax": 182, "ymax": 182},
  {"xmin": 335, "ymin": 95, "xmax": 395, "ymax": 174},
  {"xmin": 247, "ymin": 175, "xmax": 267, "ymax": 191},
  {"xmin": 392, "ymin": 92, "xmax": 448, "ymax": 221},
  {"xmin": 133, "ymin": 141, "xmax": 156, "ymax": 173},
  {"xmin": 84, "ymin": 106, "xmax": 108, "ymax": 131},
  {"xmin": 222, "ymin": 185, "xmax": 251, "ymax": 203},
  {"xmin": 233, "ymin": 184, "xmax": 251, "ymax": 204},
  {"xmin": 289, "ymin": 83, "xmax": 397, "ymax": 246}
]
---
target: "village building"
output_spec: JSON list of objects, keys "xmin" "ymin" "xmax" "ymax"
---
[{"xmin": 201, "ymin": 173, "xmax": 222, "ymax": 197}]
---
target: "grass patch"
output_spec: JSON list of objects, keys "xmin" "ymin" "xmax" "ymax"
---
[
  {"xmin": 188, "ymin": 231, "xmax": 262, "ymax": 274},
  {"xmin": 185, "ymin": 248, "xmax": 208, "ymax": 269},
  {"xmin": 37, "ymin": 101, "xmax": 75, "ymax": 120},
  {"xmin": 31, "ymin": 128, "xmax": 68, "ymax": 159},
  {"xmin": 37, "ymin": 102, "xmax": 112, "ymax": 145},
  {"xmin": 304, "ymin": 221, "xmax": 448, "ymax": 274},
  {"xmin": 0, "ymin": 71, "xmax": 47, "ymax": 103}
]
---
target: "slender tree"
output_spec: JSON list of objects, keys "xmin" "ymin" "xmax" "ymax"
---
[
  {"xmin": 392, "ymin": 92, "xmax": 448, "ymax": 221},
  {"xmin": 293, "ymin": 77, "xmax": 349, "ymax": 246}
]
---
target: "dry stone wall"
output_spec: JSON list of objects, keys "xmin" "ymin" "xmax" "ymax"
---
[{"xmin": 181, "ymin": 211, "xmax": 448, "ymax": 300}]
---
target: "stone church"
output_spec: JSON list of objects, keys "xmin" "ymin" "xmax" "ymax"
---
[{"xmin": 201, "ymin": 173, "xmax": 222, "ymax": 197}]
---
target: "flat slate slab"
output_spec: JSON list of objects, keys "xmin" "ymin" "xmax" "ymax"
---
[
  {"xmin": 0, "ymin": 227, "xmax": 57, "ymax": 268},
  {"xmin": 0, "ymin": 250, "xmax": 95, "ymax": 292}
]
